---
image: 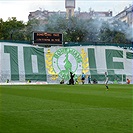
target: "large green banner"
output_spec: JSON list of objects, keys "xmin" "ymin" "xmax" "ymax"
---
[{"xmin": 0, "ymin": 42, "xmax": 132, "ymax": 84}]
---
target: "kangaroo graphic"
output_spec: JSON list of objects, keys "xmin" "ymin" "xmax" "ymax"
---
[{"xmin": 64, "ymin": 53, "xmax": 72, "ymax": 72}]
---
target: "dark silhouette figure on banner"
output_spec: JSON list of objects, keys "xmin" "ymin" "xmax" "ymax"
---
[{"xmin": 69, "ymin": 72, "xmax": 75, "ymax": 85}]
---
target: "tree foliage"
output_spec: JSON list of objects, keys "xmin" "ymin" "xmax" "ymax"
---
[
  {"xmin": 0, "ymin": 17, "xmax": 25, "ymax": 40},
  {"xmin": 0, "ymin": 16, "xmax": 132, "ymax": 44}
]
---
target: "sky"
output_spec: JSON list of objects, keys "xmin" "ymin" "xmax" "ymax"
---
[{"xmin": 0, "ymin": 0, "xmax": 132, "ymax": 22}]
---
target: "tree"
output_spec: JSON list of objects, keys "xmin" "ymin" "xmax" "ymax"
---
[
  {"xmin": 0, "ymin": 18, "xmax": 4, "ymax": 39},
  {"xmin": 45, "ymin": 15, "xmax": 88, "ymax": 42},
  {"xmin": 0, "ymin": 17, "xmax": 25, "ymax": 40},
  {"xmin": 99, "ymin": 20, "xmax": 132, "ymax": 44},
  {"xmin": 0, "ymin": 15, "xmax": 132, "ymax": 44}
]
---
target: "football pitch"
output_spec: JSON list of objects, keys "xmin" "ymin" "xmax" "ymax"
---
[{"xmin": 0, "ymin": 84, "xmax": 132, "ymax": 133}]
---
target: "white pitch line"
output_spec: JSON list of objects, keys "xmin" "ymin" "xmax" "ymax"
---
[{"xmin": 0, "ymin": 107, "xmax": 116, "ymax": 113}]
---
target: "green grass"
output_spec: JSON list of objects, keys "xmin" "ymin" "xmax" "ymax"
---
[{"xmin": 0, "ymin": 84, "xmax": 132, "ymax": 133}]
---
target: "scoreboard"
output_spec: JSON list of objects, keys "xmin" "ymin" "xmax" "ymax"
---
[{"xmin": 33, "ymin": 32, "xmax": 63, "ymax": 45}]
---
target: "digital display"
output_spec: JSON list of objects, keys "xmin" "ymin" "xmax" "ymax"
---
[{"xmin": 33, "ymin": 32, "xmax": 63, "ymax": 45}]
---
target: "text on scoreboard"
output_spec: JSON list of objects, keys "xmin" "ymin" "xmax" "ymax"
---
[{"xmin": 33, "ymin": 32, "xmax": 63, "ymax": 45}]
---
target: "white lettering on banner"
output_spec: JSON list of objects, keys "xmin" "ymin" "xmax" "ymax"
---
[{"xmin": 31, "ymin": 55, "xmax": 38, "ymax": 73}]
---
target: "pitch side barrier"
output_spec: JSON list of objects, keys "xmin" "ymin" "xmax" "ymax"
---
[{"xmin": 0, "ymin": 74, "xmax": 132, "ymax": 85}]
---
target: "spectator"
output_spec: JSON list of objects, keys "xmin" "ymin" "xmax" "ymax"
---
[
  {"xmin": 81, "ymin": 72, "xmax": 86, "ymax": 84},
  {"xmin": 60, "ymin": 79, "xmax": 64, "ymax": 84},
  {"xmin": 88, "ymin": 75, "xmax": 91, "ymax": 84},
  {"xmin": 105, "ymin": 72, "xmax": 109, "ymax": 90},
  {"xmin": 127, "ymin": 78, "xmax": 130, "ymax": 84},
  {"xmin": 93, "ymin": 78, "xmax": 97, "ymax": 84}
]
